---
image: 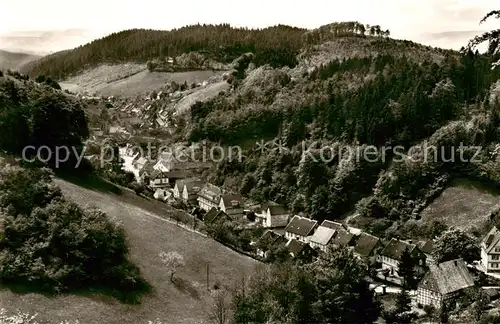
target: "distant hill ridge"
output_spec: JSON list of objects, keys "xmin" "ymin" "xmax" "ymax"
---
[
  {"xmin": 0, "ymin": 49, "xmax": 40, "ymax": 71},
  {"xmin": 21, "ymin": 21, "xmax": 451, "ymax": 80}
]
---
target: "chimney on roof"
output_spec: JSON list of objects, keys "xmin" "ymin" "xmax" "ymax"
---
[
  {"xmin": 341, "ymin": 223, "xmax": 348, "ymax": 230},
  {"xmin": 408, "ymin": 240, "xmax": 413, "ymax": 244},
  {"xmin": 454, "ymin": 260, "xmax": 458, "ymax": 266}
]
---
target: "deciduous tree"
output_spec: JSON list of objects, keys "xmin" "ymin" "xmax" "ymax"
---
[{"xmin": 159, "ymin": 251, "xmax": 185, "ymax": 282}]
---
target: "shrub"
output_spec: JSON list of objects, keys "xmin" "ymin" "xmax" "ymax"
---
[
  {"xmin": 423, "ymin": 304, "xmax": 435, "ymax": 315},
  {"xmin": 0, "ymin": 165, "xmax": 149, "ymax": 301}
]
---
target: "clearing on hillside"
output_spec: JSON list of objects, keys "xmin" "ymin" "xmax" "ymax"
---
[
  {"xmin": 419, "ymin": 178, "xmax": 500, "ymax": 231},
  {"xmin": 59, "ymin": 64, "xmax": 225, "ymax": 97},
  {"xmin": 0, "ymin": 179, "xmax": 258, "ymax": 324}
]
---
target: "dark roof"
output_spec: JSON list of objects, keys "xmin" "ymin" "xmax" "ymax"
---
[
  {"xmin": 204, "ymin": 207, "xmax": 230, "ymax": 224},
  {"xmin": 380, "ymin": 238, "xmax": 417, "ymax": 261},
  {"xmin": 268, "ymin": 205, "xmax": 288, "ymax": 216},
  {"xmin": 204, "ymin": 207, "xmax": 219, "ymax": 223},
  {"xmin": 272, "ymin": 236, "xmax": 288, "ymax": 249},
  {"xmin": 486, "ymin": 234, "xmax": 495, "ymax": 247},
  {"xmin": 418, "ymin": 259, "xmax": 474, "ymax": 295},
  {"xmin": 286, "ymin": 239, "xmax": 306, "ymax": 256},
  {"xmin": 220, "ymin": 194, "xmax": 244, "ymax": 208},
  {"xmin": 417, "ymin": 240, "xmax": 434, "ymax": 255},
  {"xmin": 332, "ymin": 228, "xmax": 355, "ymax": 247},
  {"xmin": 184, "ymin": 180, "xmax": 204, "ymax": 194},
  {"xmin": 164, "ymin": 170, "xmax": 190, "ymax": 179},
  {"xmin": 284, "ymin": 216, "xmax": 317, "ymax": 237},
  {"xmin": 255, "ymin": 230, "xmax": 282, "ymax": 250},
  {"xmin": 139, "ymin": 161, "xmax": 154, "ymax": 176},
  {"xmin": 320, "ymin": 220, "xmax": 344, "ymax": 230},
  {"xmin": 354, "ymin": 232, "xmax": 381, "ymax": 257},
  {"xmin": 483, "ymin": 226, "xmax": 500, "ymax": 253},
  {"xmin": 150, "ymin": 169, "xmax": 165, "ymax": 180},
  {"xmin": 174, "ymin": 179, "xmax": 186, "ymax": 191}
]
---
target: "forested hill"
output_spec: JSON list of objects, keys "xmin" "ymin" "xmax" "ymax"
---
[
  {"xmin": 22, "ymin": 21, "xmax": 448, "ymax": 80},
  {"xmin": 0, "ymin": 49, "xmax": 40, "ymax": 71}
]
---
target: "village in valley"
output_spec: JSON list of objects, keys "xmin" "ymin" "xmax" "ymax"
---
[
  {"xmin": 4, "ymin": 5, "xmax": 500, "ymax": 323},
  {"xmin": 115, "ymin": 142, "xmax": 500, "ymax": 320}
]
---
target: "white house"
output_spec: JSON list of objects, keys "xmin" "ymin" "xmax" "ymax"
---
[
  {"xmin": 284, "ymin": 215, "xmax": 317, "ymax": 244},
  {"xmin": 378, "ymin": 238, "xmax": 426, "ymax": 278},
  {"xmin": 197, "ymin": 183, "xmax": 223, "ymax": 211},
  {"xmin": 309, "ymin": 220, "xmax": 341, "ymax": 251},
  {"xmin": 153, "ymin": 152, "xmax": 176, "ymax": 173},
  {"xmin": 181, "ymin": 179, "xmax": 204, "ymax": 205},
  {"xmin": 173, "ymin": 180, "xmax": 185, "ymax": 200},
  {"xmin": 149, "ymin": 169, "xmax": 170, "ymax": 188},
  {"xmin": 481, "ymin": 226, "xmax": 500, "ymax": 273},
  {"xmin": 255, "ymin": 203, "xmax": 290, "ymax": 228},
  {"xmin": 153, "ymin": 188, "xmax": 173, "ymax": 201},
  {"xmin": 309, "ymin": 220, "xmax": 355, "ymax": 252}
]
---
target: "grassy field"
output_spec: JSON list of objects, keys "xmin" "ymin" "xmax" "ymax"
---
[
  {"xmin": 0, "ymin": 178, "xmax": 258, "ymax": 324},
  {"xmin": 60, "ymin": 64, "xmax": 224, "ymax": 98},
  {"xmin": 419, "ymin": 178, "xmax": 500, "ymax": 231}
]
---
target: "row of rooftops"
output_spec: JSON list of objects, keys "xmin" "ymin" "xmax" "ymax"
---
[
  {"xmin": 282, "ymin": 215, "xmax": 434, "ymax": 259},
  {"xmin": 275, "ymin": 216, "xmax": 476, "ymax": 297},
  {"xmin": 254, "ymin": 230, "xmax": 313, "ymax": 257}
]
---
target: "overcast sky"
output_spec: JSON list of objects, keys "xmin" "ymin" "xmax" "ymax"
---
[{"xmin": 0, "ymin": 0, "xmax": 498, "ymax": 53}]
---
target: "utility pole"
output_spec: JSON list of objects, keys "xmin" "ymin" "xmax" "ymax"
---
[{"xmin": 206, "ymin": 262, "xmax": 210, "ymax": 291}]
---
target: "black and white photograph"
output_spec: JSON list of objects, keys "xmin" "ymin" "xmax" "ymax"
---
[{"xmin": 1, "ymin": 1, "xmax": 500, "ymax": 323}]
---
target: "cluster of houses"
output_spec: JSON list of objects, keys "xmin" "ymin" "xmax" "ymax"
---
[
  {"xmin": 256, "ymin": 215, "xmax": 499, "ymax": 311},
  {"xmin": 121, "ymin": 147, "xmax": 500, "ymax": 311}
]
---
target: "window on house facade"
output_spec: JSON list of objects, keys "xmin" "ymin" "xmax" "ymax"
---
[
  {"xmin": 492, "ymin": 263, "xmax": 499, "ymax": 268},
  {"xmin": 496, "ymin": 247, "xmax": 500, "ymax": 252},
  {"xmin": 493, "ymin": 255, "xmax": 500, "ymax": 260}
]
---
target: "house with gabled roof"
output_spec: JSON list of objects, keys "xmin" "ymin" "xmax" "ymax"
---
[
  {"xmin": 153, "ymin": 151, "xmax": 176, "ymax": 173},
  {"xmin": 182, "ymin": 179, "xmax": 204, "ymax": 205},
  {"xmin": 254, "ymin": 202, "xmax": 290, "ymax": 228},
  {"xmin": 286, "ymin": 238, "xmax": 316, "ymax": 261},
  {"xmin": 416, "ymin": 258, "xmax": 475, "ymax": 309},
  {"xmin": 481, "ymin": 226, "xmax": 500, "ymax": 273},
  {"xmin": 284, "ymin": 215, "xmax": 318, "ymax": 244},
  {"xmin": 173, "ymin": 179, "xmax": 185, "ymax": 199},
  {"xmin": 353, "ymin": 232, "xmax": 382, "ymax": 259},
  {"xmin": 378, "ymin": 238, "xmax": 426, "ymax": 277},
  {"xmin": 253, "ymin": 230, "xmax": 287, "ymax": 258},
  {"xmin": 203, "ymin": 207, "xmax": 231, "ymax": 225},
  {"xmin": 197, "ymin": 183, "xmax": 223, "ymax": 211},
  {"xmin": 149, "ymin": 169, "xmax": 170, "ymax": 188},
  {"xmin": 138, "ymin": 161, "xmax": 155, "ymax": 182},
  {"xmin": 417, "ymin": 240, "xmax": 435, "ymax": 265},
  {"xmin": 163, "ymin": 170, "xmax": 190, "ymax": 184},
  {"xmin": 219, "ymin": 194, "xmax": 244, "ymax": 219},
  {"xmin": 309, "ymin": 220, "xmax": 356, "ymax": 252},
  {"xmin": 309, "ymin": 220, "xmax": 342, "ymax": 251},
  {"xmin": 331, "ymin": 227, "xmax": 356, "ymax": 248}
]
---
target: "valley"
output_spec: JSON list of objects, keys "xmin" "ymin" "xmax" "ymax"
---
[{"xmin": 2, "ymin": 13, "xmax": 500, "ymax": 324}]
